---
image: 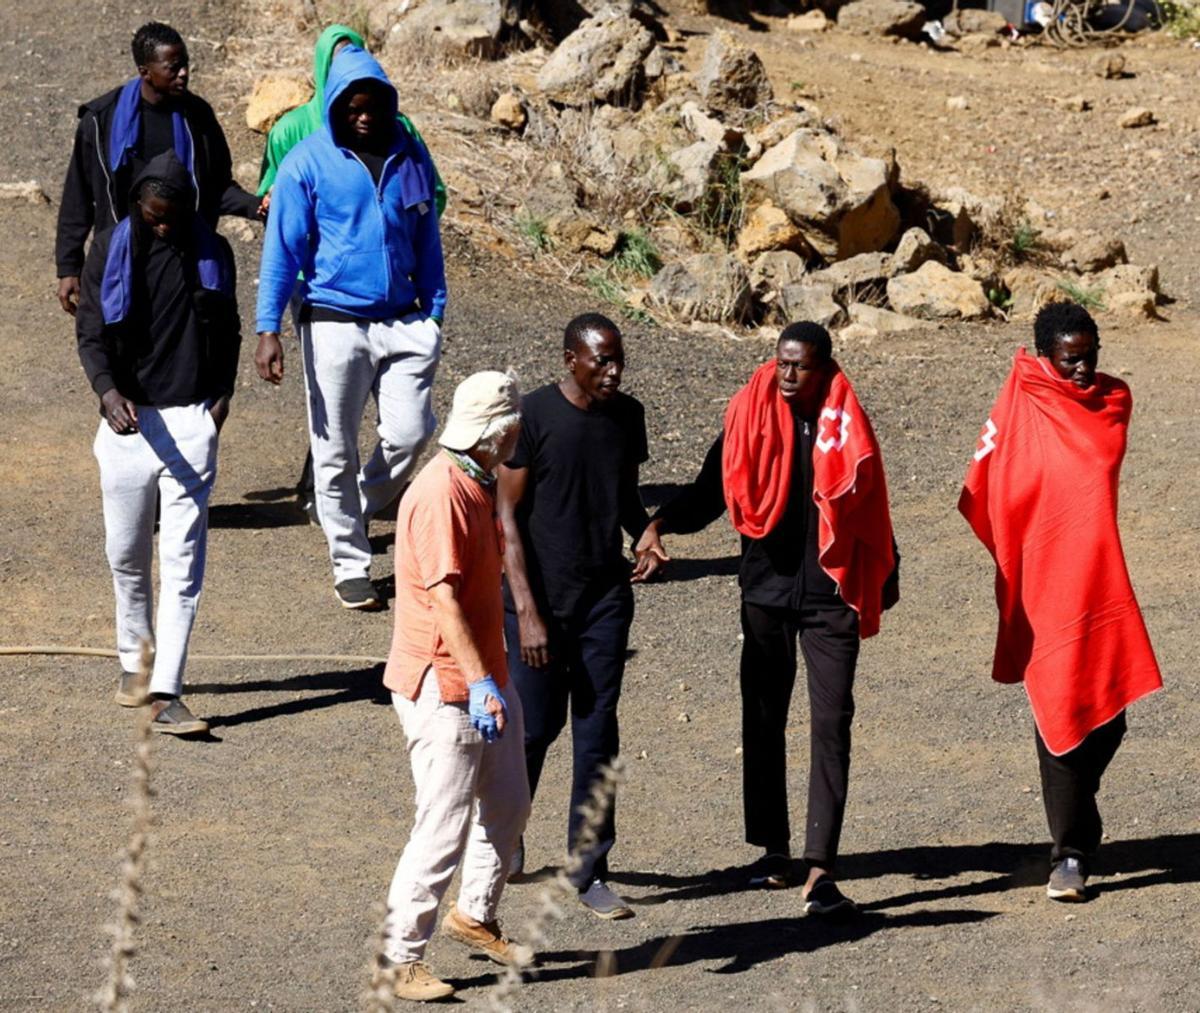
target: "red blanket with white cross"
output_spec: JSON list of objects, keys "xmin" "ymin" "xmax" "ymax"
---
[
  {"xmin": 958, "ymin": 349, "xmax": 1162, "ymax": 755},
  {"xmin": 722, "ymin": 360, "xmax": 895, "ymax": 638}
]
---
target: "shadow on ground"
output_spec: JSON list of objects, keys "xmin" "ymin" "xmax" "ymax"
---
[
  {"xmin": 530, "ymin": 909, "xmax": 995, "ymax": 980},
  {"xmin": 606, "ymin": 833, "xmax": 1200, "ymax": 912},
  {"xmin": 187, "ymin": 664, "xmax": 387, "ymax": 728}
]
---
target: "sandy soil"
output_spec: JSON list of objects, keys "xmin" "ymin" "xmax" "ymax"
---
[{"xmin": 1, "ymin": 2, "xmax": 1198, "ymax": 1010}]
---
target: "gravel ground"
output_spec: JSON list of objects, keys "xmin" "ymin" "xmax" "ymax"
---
[{"xmin": 1, "ymin": 2, "xmax": 1198, "ymax": 1010}]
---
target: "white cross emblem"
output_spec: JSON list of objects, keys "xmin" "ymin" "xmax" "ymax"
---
[
  {"xmin": 973, "ymin": 418, "xmax": 998, "ymax": 461},
  {"xmin": 815, "ymin": 406, "xmax": 851, "ymax": 454}
]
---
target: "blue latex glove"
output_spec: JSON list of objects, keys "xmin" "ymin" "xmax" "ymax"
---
[{"xmin": 467, "ymin": 675, "xmax": 506, "ymax": 743}]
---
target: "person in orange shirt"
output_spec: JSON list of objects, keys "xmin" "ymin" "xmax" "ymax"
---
[{"xmin": 380, "ymin": 371, "xmax": 532, "ymax": 1002}]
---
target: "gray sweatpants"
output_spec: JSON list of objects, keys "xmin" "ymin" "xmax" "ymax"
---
[
  {"xmin": 93, "ymin": 403, "xmax": 217, "ymax": 697},
  {"xmin": 299, "ymin": 314, "xmax": 440, "ymax": 584}
]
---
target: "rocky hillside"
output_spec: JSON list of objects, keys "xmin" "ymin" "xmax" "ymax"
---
[{"xmin": 236, "ymin": 0, "xmax": 1166, "ymax": 340}]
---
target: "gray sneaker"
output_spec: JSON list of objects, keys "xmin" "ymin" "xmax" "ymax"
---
[
  {"xmin": 150, "ymin": 697, "xmax": 209, "ymax": 737},
  {"xmin": 334, "ymin": 578, "xmax": 382, "ymax": 611},
  {"xmin": 114, "ymin": 670, "xmax": 149, "ymax": 708},
  {"xmin": 578, "ymin": 879, "xmax": 634, "ymax": 920},
  {"xmin": 1047, "ymin": 857, "xmax": 1088, "ymax": 902}
]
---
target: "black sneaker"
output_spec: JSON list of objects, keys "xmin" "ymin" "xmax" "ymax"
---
[
  {"xmin": 1047, "ymin": 857, "xmax": 1088, "ymax": 902},
  {"xmin": 748, "ymin": 851, "xmax": 796, "ymax": 890},
  {"xmin": 334, "ymin": 578, "xmax": 382, "ymax": 611},
  {"xmin": 803, "ymin": 876, "xmax": 857, "ymax": 916}
]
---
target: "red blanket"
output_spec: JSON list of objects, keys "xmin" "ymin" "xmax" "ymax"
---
[
  {"xmin": 723, "ymin": 360, "xmax": 895, "ymax": 638},
  {"xmin": 958, "ymin": 349, "xmax": 1162, "ymax": 755}
]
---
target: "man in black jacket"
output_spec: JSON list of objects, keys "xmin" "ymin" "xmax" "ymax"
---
[
  {"xmin": 56, "ymin": 21, "xmax": 261, "ymax": 316},
  {"xmin": 76, "ymin": 150, "xmax": 241, "ymax": 736}
]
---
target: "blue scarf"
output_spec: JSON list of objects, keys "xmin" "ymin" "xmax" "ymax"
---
[
  {"xmin": 108, "ymin": 78, "xmax": 195, "ymax": 187},
  {"xmin": 100, "ymin": 215, "xmax": 232, "ymax": 325}
]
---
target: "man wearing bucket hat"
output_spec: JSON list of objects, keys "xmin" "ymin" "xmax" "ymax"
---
[{"xmin": 379, "ymin": 371, "xmax": 533, "ymax": 1002}]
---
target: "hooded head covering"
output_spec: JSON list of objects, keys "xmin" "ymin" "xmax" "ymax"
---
[
  {"xmin": 255, "ymin": 27, "xmax": 446, "ymax": 212},
  {"xmin": 321, "ymin": 44, "xmax": 399, "ymax": 140},
  {"xmin": 101, "ymin": 151, "xmax": 232, "ymax": 325}
]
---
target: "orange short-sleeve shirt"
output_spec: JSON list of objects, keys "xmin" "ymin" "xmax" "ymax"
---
[{"xmin": 384, "ymin": 451, "xmax": 508, "ymax": 702}]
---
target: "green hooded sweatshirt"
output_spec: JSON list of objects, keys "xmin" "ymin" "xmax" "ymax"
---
[{"xmin": 256, "ymin": 24, "xmax": 446, "ymax": 215}]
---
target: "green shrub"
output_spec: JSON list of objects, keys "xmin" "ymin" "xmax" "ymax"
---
[{"xmin": 1056, "ymin": 280, "xmax": 1106, "ymax": 312}]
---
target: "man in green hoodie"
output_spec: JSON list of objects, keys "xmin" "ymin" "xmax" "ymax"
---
[
  {"xmin": 257, "ymin": 24, "xmax": 446, "ymax": 206},
  {"xmin": 257, "ymin": 24, "xmax": 446, "ymax": 522}
]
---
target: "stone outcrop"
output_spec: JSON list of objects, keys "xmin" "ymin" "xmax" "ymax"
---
[
  {"xmin": 245, "ymin": 75, "xmax": 311, "ymax": 133},
  {"xmin": 886, "ymin": 261, "xmax": 991, "ymax": 319},
  {"xmin": 837, "ymin": 0, "xmax": 926, "ymax": 39},
  {"xmin": 890, "ymin": 227, "xmax": 947, "ymax": 275},
  {"xmin": 653, "ymin": 140, "xmax": 723, "ymax": 213},
  {"xmin": 1059, "ymin": 235, "xmax": 1127, "ymax": 274},
  {"xmin": 490, "ymin": 93, "xmax": 527, "ymax": 131},
  {"xmin": 379, "ymin": 0, "xmax": 525, "ymax": 58},
  {"xmin": 1000, "ymin": 266, "xmax": 1066, "ymax": 319},
  {"xmin": 847, "ymin": 302, "xmax": 925, "ymax": 332},
  {"xmin": 536, "ymin": 10, "xmax": 655, "ymax": 107},
  {"xmin": 779, "ymin": 280, "xmax": 845, "ymax": 328},
  {"xmin": 741, "ymin": 130, "xmax": 900, "ymax": 259},
  {"xmin": 694, "ymin": 30, "xmax": 773, "ymax": 115},
  {"xmin": 649, "ymin": 253, "xmax": 753, "ymax": 322},
  {"xmin": 750, "ymin": 251, "xmax": 808, "ymax": 322},
  {"xmin": 736, "ymin": 201, "xmax": 812, "ymax": 258}
]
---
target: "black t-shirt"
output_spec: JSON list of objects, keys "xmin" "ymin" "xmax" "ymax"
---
[
  {"xmin": 504, "ymin": 384, "xmax": 649, "ymax": 618},
  {"xmin": 134, "ymin": 99, "xmax": 178, "ymax": 178}
]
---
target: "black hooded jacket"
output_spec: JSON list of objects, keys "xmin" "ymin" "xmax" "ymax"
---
[
  {"xmin": 55, "ymin": 84, "xmax": 258, "ymax": 278},
  {"xmin": 75, "ymin": 152, "xmax": 241, "ymax": 409}
]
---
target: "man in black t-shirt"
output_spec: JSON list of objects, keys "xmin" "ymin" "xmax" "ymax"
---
[{"xmin": 498, "ymin": 313, "xmax": 667, "ymax": 919}]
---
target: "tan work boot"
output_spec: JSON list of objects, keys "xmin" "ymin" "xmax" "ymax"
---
[
  {"xmin": 392, "ymin": 961, "xmax": 454, "ymax": 1002},
  {"xmin": 441, "ymin": 902, "xmax": 533, "ymax": 967}
]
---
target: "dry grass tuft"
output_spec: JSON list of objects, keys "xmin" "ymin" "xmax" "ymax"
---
[
  {"xmin": 489, "ymin": 760, "xmax": 626, "ymax": 1011},
  {"xmin": 362, "ymin": 901, "xmax": 396, "ymax": 1012},
  {"xmin": 96, "ymin": 641, "xmax": 155, "ymax": 1013}
]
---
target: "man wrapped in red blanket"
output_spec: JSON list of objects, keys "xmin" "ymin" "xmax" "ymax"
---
[
  {"xmin": 959, "ymin": 302, "xmax": 1162, "ymax": 903},
  {"xmin": 643, "ymin": 323, "xmax": 898, "ymax": 915}
]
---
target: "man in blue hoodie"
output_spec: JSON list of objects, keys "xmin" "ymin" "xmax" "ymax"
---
[{"xmin": 255, "ymin": 47, "xmax": 447, "ymax": 610}]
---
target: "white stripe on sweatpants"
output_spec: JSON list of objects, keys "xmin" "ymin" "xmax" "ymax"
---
[
  {"xmin": 385, "ymin": 670, "xmax": 531, "ymax": 965},
  {"xmin": 93, "ymin": 402, "xmax": 217, "ymax": 698},
  {"xmin": 299, "ymin": 314, "xmax": 440, "ymax": 584}
]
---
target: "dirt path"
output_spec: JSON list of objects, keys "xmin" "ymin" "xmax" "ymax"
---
[{"xmin": 1, "ymin": 3, "xmax": 1199, "ymax": 1010}]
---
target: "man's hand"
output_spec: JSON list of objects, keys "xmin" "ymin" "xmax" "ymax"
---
[
  {"xmin": 467, "ymin": 675, "xmax": 507, "ymax": 743},
  {"xmin": 255, "ymin": 331, "xmax": 284, "ymax": 384},
  {"xmin": 632, "ymin": 520, "xmax": 669, "ymax": 583},
  {"xmin": 57, "ymin": 276, "xmax": 81, "ymax": 316},
  {"xmin": 208, "ymin": 394, "xmax": 231, "ymax": 433},
  {"xmin": 100, "ymin": 389, "xmax": 138, "ymax": 434},
  {"xmin": 256, "ymin": 192, "xmax": 270, "ymax": 220},
  {"xmin": 517, "ymin": 609, "xmax": 552, "ymax": 669}
]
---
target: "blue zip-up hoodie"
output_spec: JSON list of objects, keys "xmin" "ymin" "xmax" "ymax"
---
[{"xmin": 255, "ymin": 47, "xmax": 447, "ymax": 333}]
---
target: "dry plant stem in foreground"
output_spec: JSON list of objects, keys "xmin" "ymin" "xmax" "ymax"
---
[
  {"xmin": 362, "ymin": 901, "xmax": 396, "ymax": 1013},
  {"xmin": 96, "ymin": 641, "xmax": 155, "ymax": 1013},
  {"xmin": 490, "ymin": 760, "xmax": 625, "ymax": 1012}
]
